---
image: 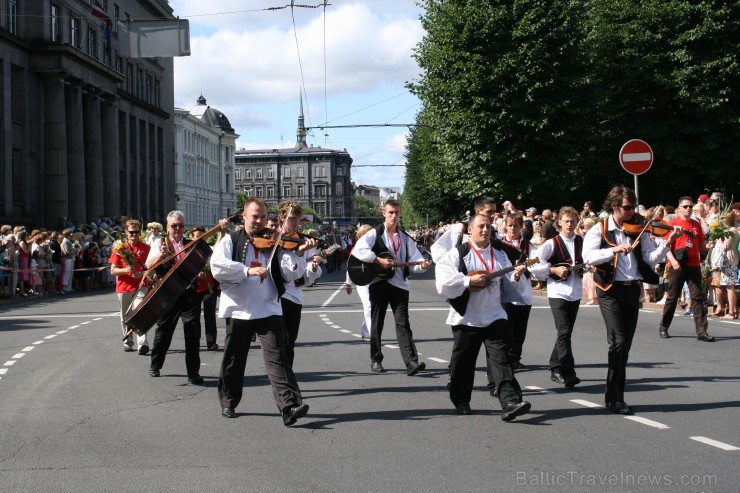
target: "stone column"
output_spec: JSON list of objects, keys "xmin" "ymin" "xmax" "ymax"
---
[
  {"xmin": 65, "ymin": 84, "xmax": 86, "ymax": 223},
  {"xmin": 83, "ymin": 90, "xmax": 104, "ymax": 220},
  {"xmin": 43, "ymin": 77, "xmax": 69, "ymax": 224},
  {"xmin": 100, "ymin": 98, "xmax": 119, "ymax": 216}
]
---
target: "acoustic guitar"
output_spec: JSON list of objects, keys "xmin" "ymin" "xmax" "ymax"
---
[
  {"xmin": 347, "ymin": 251, "xmax": 429, "ymax": 286},
  {"xmin": 467, "ymin": 257, "xmax": 539, "ymax": 292}
]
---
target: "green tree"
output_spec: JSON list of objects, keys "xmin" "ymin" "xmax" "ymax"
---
[{"xmin": 354, "ymin": 195, "xmax": 381, "ymax": 219}]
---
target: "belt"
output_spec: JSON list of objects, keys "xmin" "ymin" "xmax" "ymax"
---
[{"xmin": 613, "ymin": 280, "xmax": 640, "ymax": 286}]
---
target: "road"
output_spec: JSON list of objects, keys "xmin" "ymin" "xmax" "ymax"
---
[{"xmin": 0, "ymin": 269, "xmax": 738, "ymax": 492}]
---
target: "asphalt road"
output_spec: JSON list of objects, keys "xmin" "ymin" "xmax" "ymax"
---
[{"xmin": 0, "ymin": 269, "xmax": 738, "ymax": 492}]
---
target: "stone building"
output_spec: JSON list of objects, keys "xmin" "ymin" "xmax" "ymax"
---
[
  {"xmin": 0, "ymin": 0, "xmax": 175, "ymax": 228},
  {"xmin": 234, "ymin": 99, "xmax": 354, "ymax": 222},
  {"xmin": 174, "ymin": 95, "xmax": 237, "ymax": 227}
]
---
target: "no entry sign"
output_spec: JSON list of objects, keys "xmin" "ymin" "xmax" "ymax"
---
[{"xmin": 619, "ymin": 139, "xmax": 653, "ymax": 175}]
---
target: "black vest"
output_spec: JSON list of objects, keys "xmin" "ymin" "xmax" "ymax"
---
[
  {"xmin": 547, "ymin": 234, "xmax": 583, "ymax": 281},
  {"xmin": 372, "ymin": 224, "xmax": 410, "ymax": 279},
  {"xmin": 230, "ymin": 229, "xmax": 286, "ymax": 298},
  {"xmin": 592, "ymin": 220, "xmax": 659, "ymax": 291}
]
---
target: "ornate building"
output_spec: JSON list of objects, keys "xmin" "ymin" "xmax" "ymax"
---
[
  {"xmin": 0, "ymin": 0, "xmax": 175, "ymax": 228},
  {"xmin": 174, "ymin": 95, "xmax": 237, "ymax": 227},
  {"xmin": 234, "ymin": 99, "xmax": 354, "ymax": 223}
]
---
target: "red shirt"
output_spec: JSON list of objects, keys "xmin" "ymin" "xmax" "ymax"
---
[
  {"xmin": 669, "ymin": 217, "xmax": 704, "ymax": 267},
  {"xmin": 196, "ymin": 271, "xmax": 217, "ymax": 293},
  {"xmin": 109, "ymin": 242, "xmax": 150, "ymax": 293}
]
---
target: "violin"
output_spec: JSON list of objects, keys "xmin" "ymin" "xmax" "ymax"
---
[
  {"xmin": 250, "ymin": 228, "xmax": 310, "ymax": 250},
  {"xmin": 623, "ymin": 219, "xmax": 695, "ymax": 239}
]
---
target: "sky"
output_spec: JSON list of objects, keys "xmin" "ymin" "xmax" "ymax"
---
[{"xmin": 169, "ymin": 0, "xmax": 426, "ymax": 190}]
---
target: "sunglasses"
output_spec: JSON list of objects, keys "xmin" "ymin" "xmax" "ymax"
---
[
  {"xmin": 679, "ymin": 204, "xmax": 693, "ymax": 209},
  {"xmin": 127, "ymin": 230, "xmax": 141, "ymax": 235},
  {"xmin": 620, "ymin": 204, "xmax": 635, "ymax": 211},
  {"xmin": 170, "ymin": 224, "xmax": 185, "ymax": 228}
]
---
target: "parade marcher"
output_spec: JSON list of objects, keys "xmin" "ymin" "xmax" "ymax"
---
[
  {"xmin": 583, "ymin": 186, "xmax": 681, "ymax": 414},
  {"xmin": 60, "ymin": 229, "xmax": 75, "ymax": 293},
  {"xmin": 109, "ymin": 219, "xmax": 151, "ymax": 354},
  {"xmin": 658, "ymin": 196, "xmax": 715, "ymax": 341},
  {"xmin": 431, "ymin": 197, "xmax": 497, "ymax": 263},
  {"xmin": 210, "ymin": 198, "xmax": 309, "ymax": 425},
  {"xmin": 351, "ymin": 199, "xmax": 430, "ymax": 375},
  {"xmin": 529, "ymin": 207, "xmax": 584, "ymax": 388},
  {"xmin": 435, "ymin": 214, "xmax": 531, "ymax": 420},
  {"xmin": 190, "ymin": 226, "xmax": 220, "ymax": 351},
  {"xmin": 145, "ymin": 211, "xmax": 204, "ymax": 384},
  {"xmin": 345, "ymin": 225, "xmax": 374, "ymax": 341},
  {"xmin": 277, "ymin": 200, "xmax": 321, "ymax": 368}
]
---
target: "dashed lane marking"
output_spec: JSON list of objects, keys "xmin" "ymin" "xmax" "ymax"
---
[
  {"xmin": 570, "ymin": 399, "xmax": 603, "ymax": 408},
  {"xmin": 384, "ymin": 344, "xmax": 399, "ymax": 349},
  {"xmin": 0, "ymin": 369, "xmax": 7, "ymax": 375},
  {"xmin": 339, "ymin": 329, "xmax": 351, "ymax": 334},
  {"xmin": 330, "ymin": 325, "xmax": 342, "ymax": 329},
  {"xmin": 4, "ymin": 361, "xmax": 16, "ymax": 366},
  {"xmin": 351, "ymin": 334, "xmax": 362, "ymax": 338},
  {"xmin": 525, "ymin": 386, "xmax": 556, "ymax": 395},
  {"xmin": 44, "ymin": 335, "xmax": 57, "ymax": 339},
  {"xmin": 22, "ymin": 347, "xmax": 35, "ymax": 352},
  {"xmin": 689, "ymin": 436, "xmax": 739, "ymax": 451},
  {"xmin": 624, "ymin": 416, "xmax": 670, "ymax": 429},
  {"xmin": 32, "ymin": 341, "xmax": 43, "ymax": 345},
  {"xmin": 321, "ymin": 286, "xmax": 344, "ymax": 308},
  {"xmin": 79, "ymin": 321, "xmax": 90, "ymax": 325},
  {"xmin": 68, "ymin": 325, "xmax": 79, "ymax": 329},
  {"xmin": 56, "ymin": 330, "xmax": 68, "ymax": 334},
  {"xmin": 12, "ymin": 353, "xmax": 25, "ymax": 359},
  {"xmin": 427, "ymin": 357, "xmax": 448, "ymax": 363}
]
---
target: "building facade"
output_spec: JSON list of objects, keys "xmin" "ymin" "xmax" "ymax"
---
[
  {"xmin": 234, "ymin": 101, "xmax": 354, "ymax": 223},
  {"xmin": 0, "ymin": 0, "xmax": 175, "ymax": 228},
  {"xmin": 174, "ymin": 95, "xmax": 237, "ymax": 227}
]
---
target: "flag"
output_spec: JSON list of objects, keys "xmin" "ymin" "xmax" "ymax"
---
[
  {"xmin": 103, "ymin": 22, "xmax": 112, "ymax": 62},
  {"xmin": 91, "ymin": 0, "xmax": 112, "ymax": 27}
]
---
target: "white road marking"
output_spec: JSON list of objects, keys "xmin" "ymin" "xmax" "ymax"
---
[
  {"xmin": 33, "ymin": 341, "xmax": 44, "ymax": 345},
  {"xmin": 427, "ymin": 357, "xmax": 448, "ymax": 363},
  {"xmin": 4, "ymin": 361, "xmax": 16, "ymax": 366},
  {"xmin": 525, "ymin": 386, "xmax": 556, "ymax": 395},
  {"xmin": 79, "ymin": 321, "xmax": 90, "ymax": 325},
  {"xmin": 12, "ymin": 353, "xmax": 25, "ymax": 359},
  {"xmin": 351, "ymin": 334, "xmax": 362, "ymax": 338},
  {"xmin": 44, "ymin": 335, "xmax": 57, "ymax": 339},
  {"xmin": 56, "ymin": 330, "xmax": 68, "ymax": 334},
  {"xmin": 321, "ymin": 286, "xmax": 344, "ymax": 307},
  {"xmin": 331, "ymin": 325, "xmax": 342, "ymax": 329},
  {"xmin": 0, "ymin": 369, "xmax": 7, "ymax": 375},
  {"xmin": 384, "ymin": 344, "xmax": 399, "ymax": 349},
  {"xmin": 0, "ymin": 313, "xmax": 118, "ymax": 320},
  {"xmin": 624, "ymin": 416, "xmax": 670, "ymax": 429},
  {"xmin": 339, "ymin": 329, "xmax": 351, "ymax": 333},
  {"xmin": 92, "ymin": 318, "xmax": 103, "ymax": 321},
  {"xmin": 690, "ymin": 436, "xmax": 740, "ymax": 451},
  {"xmin": 22, "ymin": 347, "xmax": 35, "ymax": 352},
  {"xmin": 68, "ymin": 325, "xmax": 79, "ymax": 329},
  {"xmin": 570, "ymin": 399, "xmax": 603, "ymax": 408},
  {"xmin": 305, "ymin": 307, "xmax": 451, "ymax": 314}
]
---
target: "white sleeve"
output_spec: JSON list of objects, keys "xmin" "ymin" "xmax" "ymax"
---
[
  {"xmin": 280, "ymin": 250, "xmax": 307, "ymax": 282},
  {"xmin": 528, "ymin": 238, "xmax": 554, "ymax": 280},
  {"xmin": 352, "ymin": 229, "xmax": 377, "ymax": 263},
  {"xmin": 431, "ymin": 224, "xmax": 462, "ymax": 263},
  {"xmin": 210, "ymin": 235, "xmax": 249, "ymax": 283},
  {"xmin": 582, "ymin": 224, "xmax": 615, "ymax": 265},
  {"xmin": 407, "ymin": 236, "xmax": 427, "ymax": 273},
  {"xmin": 435, "ymin": 248, "xmax": 469, "ymax": 298}
]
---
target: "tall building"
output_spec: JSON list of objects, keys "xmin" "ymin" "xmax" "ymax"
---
[
  {"xmin": 234, "ymin": 98, "xmax": 354, "ymax": 223},
  {"xmin": 174, "ymin": 95, "xmax": 237, "ymax": 227},
  {"xmin": 0, "ymin": 0, "xmax": 175, "ymax": 228}
]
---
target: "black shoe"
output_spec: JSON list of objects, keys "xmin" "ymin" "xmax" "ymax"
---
[
  {"xmin": 138, "ymin": 345, "xmax": 149, "ymax": 355},
  {"xmin": 659, "ymin": 329, "xmax": 670, "ymax": 339},
  {"xmin": 208, "ymin": 343, "xmax": 220, "ymax": 351},
  {"xmin": 371, "ymin": 361, "xmax": 386, "ymax": 373},
  {"xmin": 123, "ymin": 343, "xmax": 135, "ymax": 352},
  {"xmin": 501, "ymin": 401, "xmax": 531, "ymax": 422},
  {"xmin": 511, "ymin": 361, "xmax": 525, "ymax": 371},
  {"xmin": 222, "ymin": 407, "xmax": 236, "ymax": 418},
  {"xmin": 564, "ymin": 375, "xmax": 581, "ymax": 388},
  {"xmin": 455, "ymin": 403, "xmax": 474, "ymax": 415},
  {"xmin": 148, "ymin": 368, "xmax": 160, "ymax": 377},
  {"xmin": 550, "ymin": 371, "xmax": 565, "ymax": 385},
  {"xmin": 697, "ymin": 333, "xmax": 716, "ymax": 342},
  {"xmin": 489, "ymin": 385, "xmax": 499, "ymax": 398},
  {"xmin": 283, "ymin": 403, "xmax": 309, "ymax": 426},
  {"xmin": 188, "ymin": 374, "xmax": 204, "ymax": 384},
  {"xmin": 406, "ymin": 361, "xmax": 426, "ymax": 376},
  {"xmin": 606, "ymin": 400, "xmax": 633, "ymax": 415}
]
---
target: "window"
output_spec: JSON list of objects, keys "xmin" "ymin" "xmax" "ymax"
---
[
  {"xmin": 87, "ymin": 27, "xmax": 98, "ymax": 58},
  {"xmin": 267, "ymin": 187, "xmax": 274, "ymax": 197},
  {"xmin": 11, "ymin": 65, "xmax": 24, "ymax": 123},
  {"xmin": 154, "ymin": 79, "xmax": 161, "ymax": 107},
  {"xmin": 234, "ymin": 168, "xmax": 241, "ymax": 180},
  {"xmin": 314, "ymin": 165, "xmax": 326, "ymax": 177},
  {"xmin": 113, "ymin": 4, "xmax": 119, "ymax": 32},
  {"xmin": 297, "ymin": 185, "xmax": 304, "ymax": 197},
  {"xmin": 51, "ymin": 4, "xmax": 60, "ymax": 42},
  {"xmin": 255, "ymin": 187, "xmax": 263, "ymax": 197},
  {"xmin": 335, "ymin": 182, "xmax": 343, "ymax": 196},
  {"xmin": 283, "ymin": 166, "xmax": 290, "ymax": 178},
  {"xmin": 245, "ymin": 168, "xmax": 251, "ymax": 179},
  {"xmin": 283, "ymin": 185, "xmax": 291, "ymax": 197},
  {"xmin": 71, "ymin": 18, "xmax": 80, "ymax": 47},
  {"xmin": 126, "ymin": 62, "xmax": 133, "ymax": 93},
  {"xmin": 314, "ymin": 185, "xmax": 326, "ymax": 197},
  {"xmin": 267, "ymin": 167, "xmax": 274, "ymax": 179},
  {"xmin": 137, "ymin": 68, "xmax": 143, "ymax": 98},
  {"xmin": 336, "ymin": 166, "xmax": 344, "ymax": 176},
  {"xmin": 256, "ymin": 168, "xmax": 262, "ymax": 179},
  {"xmin": 145, "ymin": 74, "xmax": 152, "ymax": 104},
  {"xmin": 336, "ymin": 203, "xmax": 344, "ymax": 216},
  {"xmin": 297, "ymin": 167, "xmax": 304, "ymax": 178},
  {"xmin": 7, "ymin": 0, "xmax": 17, "ymax": 35}
]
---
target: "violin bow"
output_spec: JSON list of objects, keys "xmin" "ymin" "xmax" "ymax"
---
[
  {"xmin": 263, "ymin": 204, "xmax": 294, "ymax": 283},
  {"xmin": 630, "ymin": 205, "xmax": 663, "ymax": 249}
]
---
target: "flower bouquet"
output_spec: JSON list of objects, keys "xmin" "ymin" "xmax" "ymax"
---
[{"xmin": 114, "ymin": 241, "xmax": 136, "ymax": 267}]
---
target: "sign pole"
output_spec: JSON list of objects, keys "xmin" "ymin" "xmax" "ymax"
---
[{"xmin": 634, "ymin": 175, "xmax": 639, "ymax": 208}]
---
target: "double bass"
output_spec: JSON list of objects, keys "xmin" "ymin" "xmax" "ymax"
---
[{"xmin": 122, "ymin": 214, "xmax": 239, "ymax": 340}]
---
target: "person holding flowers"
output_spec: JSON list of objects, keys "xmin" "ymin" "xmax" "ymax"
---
[
  {"xmin": 109, "ymin": 219, "xmax": 151, "ymax": 353},
  {"xmin": 708, "ymin": 202, "xmax": 739, "ymax": 319}
]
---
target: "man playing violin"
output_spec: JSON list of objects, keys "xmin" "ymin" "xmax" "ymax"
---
[
  {"xmin": 583, "ymin": 185, "xmax": 682, "ymax": 415},
  {"xmin": 276, "ymin": 200, "xmax": 321, "ymax": 368},
  {"xmin": 435, "ymin": 214, "xmax": 531, "ymax": 419},
  {"xmin": 209, "ymin": 198, "xmax": 311, "ymax": 426},
  {"xmin": 658, "ymin": 196, "xmax": 714, "ymax": 342},
  {"xmin": 352, "ymin": 199, "xmax": 430, "ymax": 375}
]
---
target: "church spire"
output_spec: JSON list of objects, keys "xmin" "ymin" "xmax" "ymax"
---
[{"xmin": 296, "ymin": 92, "xmax": 307, "ymax": 148}]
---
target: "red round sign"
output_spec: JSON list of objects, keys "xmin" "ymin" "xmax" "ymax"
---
[{"xmin": 619, "ymin": 139, "xmax": 653, "ymax": 175}]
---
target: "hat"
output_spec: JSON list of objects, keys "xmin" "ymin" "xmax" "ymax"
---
[
  {"xmin": 698, "ymin": 194, "xmax": 709, "ymax": 203},
  {"xmin": 503, "ymin": 200, "xmax": 512, "ymax": 207},
  {"xmin": 526, "ymin": 207, "xmax": 537, "ymax": 214}
]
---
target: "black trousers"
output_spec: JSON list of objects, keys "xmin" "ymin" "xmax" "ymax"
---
[
  {"xmin": 596, "ymin": 283, "xmax": 640, "ymax": 403},
  {"xmin": 548, "ymin": 298, "xmax": 580, "ymax": 376},
  {"xmin": 197, "ymin": 289, "xmax": 218, "ymax": 346},
  {"xmin": 369, "ymin": 281, "xmax": 418, "ymax": 366},
  {"xmin": 280, "ymin": 298, "xmax": 303, "ymax": 368},
  {"xmin": 449, "ymin": 319, "xmax": 522, "ymax": 407},
  {"xmin": 218, "ymin": 315, "xmax": 302, "ymax": 412},
  {"xmin": 504, "ymin": 303, "xmax": 532, "ymax": 364},
  {"xmin": 659, "ymin": 265, "xmax": 709, "ymax": 335},
  {"xmin": 150, "ymin": 288, "xmax": 201, "ymax": 377}
]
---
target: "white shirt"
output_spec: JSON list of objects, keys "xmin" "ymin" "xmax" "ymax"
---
[
  {"xmin": 281, "ymin": 247, "xmax": 321, "ymax": 305},
  {"xmin": 529, "ymin": 233, "xmax": 583, "ymax": 301},
  {"xmin": 210, "ymin": 234, "xmax": 305, "ymax": 320},
  {"xmin": 501, "ymin": 234, "xmax": 535, "ymax": 305},
  {"xmin": 351, "ymin": 226, "xmax": 427, "ymax": 292},
  {"xmin": 436, "ymin": 242, "xmax": 527, "ymax": 327},
  {"xmin": 582, "ymin": 215, "xmax": 669, "ymax": 281}
]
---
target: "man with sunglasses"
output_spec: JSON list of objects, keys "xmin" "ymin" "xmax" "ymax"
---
[
  {"xmin": 109, "ymin": 219, "xmax": 150, "ymax": 353},
  {"xmin": 583, "ymin": 186, "xmax": 683, "ymax": 414},
  {"xmin": 145, "ymin": 211, "xmax": 204, "ymax": 384},
  {"xmin": 658, "ymin": 196, "xmax": 714, "ymax": 342}
]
